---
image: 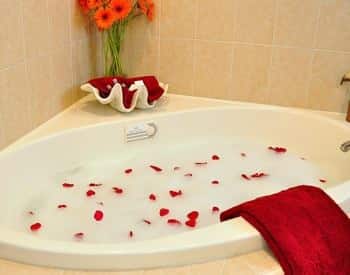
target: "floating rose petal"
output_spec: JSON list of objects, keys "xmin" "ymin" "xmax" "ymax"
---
[
  {"xmin": 86, "ymin": 190, "xmax": 96, "ymax": 197},
  {"xmin": 74, "ymin": 232, "xmax": 84, "ymax": 240},
  {"xmin": 58, "ymin": 204, "xmax": 67, "ymax": 209},
  {"xmin": 113, "ymin": 187, "xmax": 123, "ymax": 194},
  {"xmin": 28, "ymin": 211, "xmax": 34, "ymax": 215},
  {"xmin": 251, "ymin": 172, "xmax": 268, "ymax": 178},
  {"xmin": 30, "ymin": 222, "xmax": 42, "ymax": 232},
  {"xmin": 94, "ymin": 210, "xmax": 104, "ymax": 221},
  {"xmin": 211, "ymin": 180, "xmax": 220, "ymax": 185},
  {"xmin": 212, "ymin": 206, "xmax": 220, "ymax": 213},
  {"xmin": 169, "ymin": 190, "xmax": 182, "ymax": 197},
  {"xmin": 173, "ymin": 166, "xmax": 181, "ymax": 171},
  {"xmin": 195, "ymin": 162, "xmax": 208, "ymax": 166},
  {"xmin": 187, "ymin": 211, "xmax": 199, "ymax": 220},
  {"xmin": 160, "ymin": 208, "xmax": 170, "ymax": 217},
  {"xmin": 268, "ymin": 146, "xmax": 287, "ymax": 153},
  {"xmin": 97, "ymin": 202, "xmax": 104, "ymax": 206},
  {"xmin": 241, "ymin": 174, "xmax": 251, "ymax": 180},
  {"xmin": 185, "ymin": 219, "xmax": 196, "ymax": 228},
  {"xmin": 124, "ymin": 168, "xmax": 133, "ymax": 174},
  {"xmin": 212, "ymin": 155, "xmax": 220, "ymax": 160},
  {"xmin": 62, "ymin": 183, "xmax": 74, "ymax": 188},
  {"xmin": 129, "ymin": 230, "xmax": 134, "ymax": 238},
  {"xmin": 241, "ymin": 153, "xmax": 246, "ymax": 157},
  {"xmin": 89, "ymin": 183, "xmax": 102, "ymax": 187},
  {"xmin": 167, "ymin": 219, "xmax": 181, "ymax": 225},
  {"xmin": 150, "ymin": 165, "xmax": 162, "ymax": 172},
  {"xmin": 184, "ymin": 173, "xmax": 193, "ymax": 177},
  {"xmin": 143, "ymin": 219, "xmax": 151, "ymax": 225},
  {"xmin": 319, "ymin": 179, "xmax": 327, "ymax": 183},
  {"xmin": 149, "ymin": 194, "xmax": 156, "ymax": 201}
]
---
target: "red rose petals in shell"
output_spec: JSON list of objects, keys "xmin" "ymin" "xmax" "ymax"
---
[
  {"xmin": 167, "ymin": 219, "xmax": 181, "ymax": 225},
  {"xmin": 113, "ymin": 187, "xmax": 123, "ymax": 194},
  {"xmin": 195, "ymin": 162, "xmax": 208, "ymax": 166},
  {"xmin": 187, "ymin": 211, "xmax": 199, "ymax": 220},
  {"xmin": 241, "ymin": 153, "xmax": 247, "ymax": 157},
  {"xmin": 62, "ymin": 183, "xmax": 74, "ymax": 188},
  {"xmin": 124, "ymin": 168, "xmax": 133, "ymax": 174},
  {"xmin": 86, "ymin": 190, "xmax": 96, "ymax": 197},
  {"xmin": 319, "ymin": 179, "xmax": 327, "ymax": 183},
  {"xmin": 212, "ymin": 155, "xmax": 220, "ymax": 160},
  {"xmin": 173, "ymin": 166, "xmax": 181, "ymax": 171},
  {"xmin": 169, "ymin": 190, "xmax": 182, "ymax": 197},
  {"xmin": 184, "ymin": 173, "xmax": 193, "ymax": 177},
  {"xmin": 149, "ymin": 193, "xmax": 156, "ymax": 201},
  {"xmin": 143, "ymin": 219, "xmax": 152, "ymax": 225},
  {"xmin": 94, "ymin": 210, "xmax": 104, "ymax": 221},
  {"xmin": 74, "ymin": 232, "xmax": 84, "ymax": 240},
  {"xmin": 268, "ymin": 146, "xmax": 287, "ymax": 153},
  {"xmin": 58, "ymin": 204, "xmax": 67, "ymax": 209},
  {"xmin": 160, "ymin": 208, "xmax": 170, "ymax": 217},
  {"xmin": 211, "ymin": 180, "xmax": 220, "ymax": 185},
  {"xmin": 129, "ymin": 230, "xmax": 134, "ymax": 238},
  {"xmin": 212, "ymin": 206, "xmax": 220, "ymax": 213},
  {"xmin": 185, "ymin": 219, "xmax": 196, "ymax": 228},
  {"xmin": 251, "ymin": 172, "xmax": 268, "ymax": 178},
  {"xmin": 150, "ymin": 165, "xmax": 162, "ymax": 172},
  {"xmin": 28, "ymin": 211, "xmax": 34, "ymax": 215},
  {"xmin": 241, "ymin": 174, "xmax": 251, "ymax": 180},
  {"xmin": 89, "ymin": 183, "xmax": 102, "ymax": 187},
  {"xmin": 30, "ymin": 222, "xmax": 42, "ymax": 232}
]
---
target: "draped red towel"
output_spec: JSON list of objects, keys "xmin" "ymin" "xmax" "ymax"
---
[{"xmin": 220, "ymin": 185, "xmax": 350, "ymax": 275}]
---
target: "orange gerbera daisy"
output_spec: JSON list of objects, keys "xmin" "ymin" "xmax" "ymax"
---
[
  {"xmin": 78, "ymin": 0, "xmax": 89, "ymax": 13},
  {"xmin": 87, "ymin": 0, "xmax": 103, "ymax": 9},
  {"xmin": 137, "ymin": 0, "xmax": 155, "ymax": 21},
  {"xmin": 109, "ymin": 0, "xmax": 132, "ymax": 20},
  {"xmin": 94, "ymin": 7, "xmax": 116, "ymax": 30}
]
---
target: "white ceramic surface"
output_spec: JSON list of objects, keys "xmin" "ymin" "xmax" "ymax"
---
[{"xmin": 0, "ymin": 101, "xmax": 349, "ymax": 270}]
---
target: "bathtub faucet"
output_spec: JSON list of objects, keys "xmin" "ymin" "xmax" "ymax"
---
[{"xmin": 340, "ymin": 72, "xmax": 350, "ymax": 122}]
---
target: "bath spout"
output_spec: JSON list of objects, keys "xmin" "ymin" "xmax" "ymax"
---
[{"xmin": 340, "ymin": 72, "xmax": 350, "ymax": 122}]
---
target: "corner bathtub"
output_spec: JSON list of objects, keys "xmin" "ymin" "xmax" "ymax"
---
[{"xmin": 0, "ymin": 98, "xmax": 349, "ymax": 270}]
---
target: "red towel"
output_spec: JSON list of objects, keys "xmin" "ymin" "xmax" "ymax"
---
[{"xmin": 220, "ymin": 185, "xmax": 350, "ymax": 275}]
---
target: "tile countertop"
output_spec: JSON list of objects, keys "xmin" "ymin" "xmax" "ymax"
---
[{"xmin": 1, "ymin": 94, "xmax": 349, "ymax": 275}]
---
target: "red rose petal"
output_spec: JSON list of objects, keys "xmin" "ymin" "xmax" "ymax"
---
[
  {"xmin": 211, "ymin": 180, "xmax": 220, "ymax": 185},
  {"xmin": 129, "ymin": 230, "xmax": 134, "ymax": 238},
  {"xmin": 124, "ymin": 168, "xmax": 133, "ymax": 174},
  {"xmin": 319, "ymin": 179, "xmax": 327, "ymax": 183},
  {"xmin": 169, "ymin": 190, "xmax": 182, "ymax": 197},
  {"xmin": 251, "ymin": 172, "xmax": 268, "ymax": 178},
  {"xmin": 173, "ymin": 166, "xmax": 181, "ymax": 171},
  {"xmin": 241, "ymin": 174, "xmax": 251, "ymax": 180},
  {"xmin": 30, "ymin": 222, "xmax": 42, "ymax": 232},
  {"xmin": 86, "ymin": 190, "xmax": 96, "ymax": 197},
  {"xmin": 167, "ymin": 219, "xmax": 181, "ymax": 225},
  {"xmin": 212, "ymin": 206, "xmax": 220, "ymax": 213},
  {"xmin": 143, "ymin": 219, "xmax": 151, "ymax": 225},
  {"xmin": 159, "ymin": 208, "xmax": 170, "ymax": 217},
  {"xmin": 149, "ymin": 194, "xmax": 157, "ymax": 201},
  {"xmin": 97, "ymin": 202, "xmax": 104, "ymax": 206},
  {"xmin": 28, "ymin": 211, "xmax": 34, "ymax": 215},
  {"xmin": 89, "ymin": 183, "xmax": 102, "ymax": 187},
  {"xmin": 187, "ymin": 211, "xmax": 199, "ymax": 220},
  {"xmin": 268, "ymin": 146, "xmax": 287, "ymax": 153},
  {"xmin": 74, "ymin": 232, "xmax": 84, "ymax": 240},
  {"xmin": 94, "ymin": 210, "xmax": 104, "ymax": 221},
  {"xmin": 184, "ymin": 173, "xmax": 193, "ymax": 177},
  {"xmin": 150, "ymin": 165, "xmax": 162, "ymax": 172},
  {"xmin": 113, "ymin": 187, "xmax": 123, "ymax": 194},
  {"xmin": 185, "ymin": 219, "xmax": 196, "ymax": 228},
  {"xmin": 195, "ymin": 162, "xmax": 208, "ymax": 166},
  {"xmin": 58, "ymin": 204, "xmax": 67, "ymax": 209},
  {"xmin": 241, "ymin": 153, "xmax": 246, "ymax": 157},
  {"xmin": 212, "ymin": 155, "xmax": 220, "ymax": 160},
  {"xmin": 62, "ymin": 183, "xmax": 74, "ymax": 188}
]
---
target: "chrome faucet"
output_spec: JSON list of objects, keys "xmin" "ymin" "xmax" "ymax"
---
[{"xmin": 340, "ymin": 72, "xmax": 350, "ymax": 122}]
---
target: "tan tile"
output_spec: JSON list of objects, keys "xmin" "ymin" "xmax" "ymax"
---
[
  {"xmin": 234, "ymin": 0, "xmax": 275, "ymax": 44},
  {"xmin": 143, "ymin": 269, "xmax": 164, "ymax": 275},
  {"xmin": 0, "ymin": 0, "xmax": 25, "ymax": 69},
  {"xmin": 268, "ymin": 47, "xmax": 313, "ymax": 108},
  {"xmin": 49, "ymin": 46, "xmax": 74, "ymax": 115},
  {"xmin": 48, "ymin": 0, "xmax": 70, "ymax": 51},
  {"xmin": 0, "ymin": 63, "xmax": 33, "ymax": 147},
  {"xmin": 26, "ymin": 54, "xmax": 53, "ymax": 127},
  {"xmin": 159, "ymin": 39, "xmax": 194, "ymax": 95},
  {"xmin": 315, "ymin": 0, "xmax": 350, "ymax": 52},
  {"xmin": 160, "ymin": 266, "xmax": 191, "ymax": 275},
  {"xmin": 308, "ymin": 51, "xmax": 350, "ymax": 112},
  {"xmin": 69, "ymin": 0, "xmax": 90, "ymax": 42},
  {"xmin": 193, "ymin": 41, "xmax": 233, "ymax": 100},
  {"xmin": 190, "ymin": 259, "xmax": 226, "ymax": 275},
  {"xmin": 160, "ymin": 0, "xmax": 196, "ymax": 39},
  {"xmin": 64, "ymin": 270, "xmax": 143, "ymax": 275},
  {"xmin": 196, "ymin": 0, "xmax": 236, "ymax": 41},
  {"xmin": 274, "ymin": 0, "xmax": 319, "ymax": 48},
  {"xmin": 22, "ymin": 0, "xmax": 50, "ymax": 58},
  {"xmin": 0, "ymin": 259, "xmax": 63, "ymax": 275},
  {"xmin": 238, "ymin": 251, "xmax": 282, "ymax": 274},
  {"xmin": 222, "ymin": 257, "xmax": 256, "ymax": 275},
  {"xmin": 230, "ymin": 44, "xmax": 272, "ymax": 104}
]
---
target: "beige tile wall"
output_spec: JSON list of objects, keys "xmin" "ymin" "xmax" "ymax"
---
[
  {"xmin": 123, "ymin": 0, "xmax": 350, "ymax": 113},
  {"xmin": 0, "ymin": 0, "xmax": 100, "ymax": 149}
]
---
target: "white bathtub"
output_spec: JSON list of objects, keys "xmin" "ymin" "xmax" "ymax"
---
[{"xmin": 0, "ymin": 95, "xmax": 349, "ymax": 270}]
